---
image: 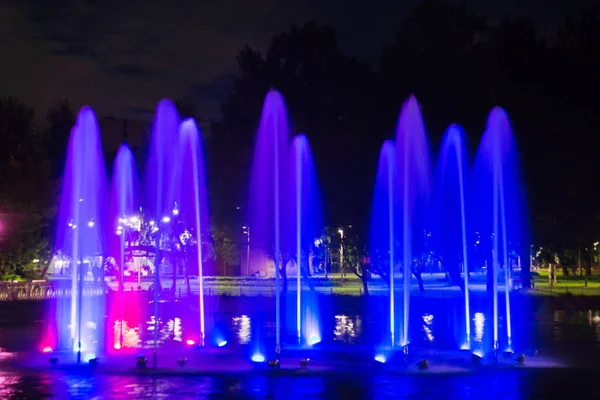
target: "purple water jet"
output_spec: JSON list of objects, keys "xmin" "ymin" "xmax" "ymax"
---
[
  {"xmin": 53, "ymin": 106, "xmax": 108, "ymax": 361},
  {"xmin": 249, "ymin": 90, "xmax": 290, "ymax": 353},
  {"xmin": 178, "ymin": 118, "xmax": 210, "ymax": 346},
  {"xmin": 145, "ymin": 99, "xmax": 181, "ymax": 366},
  {"xmin": 109, "ymin": 144, "xmax": 139, "ymax": 350}
]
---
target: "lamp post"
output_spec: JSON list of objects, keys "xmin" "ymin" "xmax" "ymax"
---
[
  {"xmin": 338, "ymin": 228, "xmax": 344, "ymax": 278},
  {"xmin": 243, "ymin": 226, "xmax": 250, "ymax": 277}
]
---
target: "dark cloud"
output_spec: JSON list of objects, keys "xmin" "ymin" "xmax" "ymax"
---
[
  {"xmin": 104, "ymin": 65, "xmax": 147, "ymax": 79},
  {"xmin": 0, "ymin": 0, "xmax": 597, "ymax": 121}
]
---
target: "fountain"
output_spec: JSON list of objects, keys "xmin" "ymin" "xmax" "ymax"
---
[
  {"xmin": 34, "ymin": 89, "xmax": 535, "ymax": 374},
  {"xmin": 394, "ymin": 96, "xmax": 431, "ymax": 349},
  {"xmin": 371, "ymin": 95, "xmax": 431, "ymax": 354},
  {"xmin": 178, "ymin": 118, "xmax": 210, "ymax": 347},
  {"xmin": 50, "ymin": 106, "xmax": 108, "ymax": 361},
  {"xmin": 474, "ymin": 107, "xmax": 526, "ymax": 355},
  {"xmin": 249, "ymin": 90, "xmax": 290, "ymax": 355},
  {"xmin": 370, "ymin": 140, "xmax": 396, "ymax": 350},
  {"xmin": 290, "ymin": 134, "xmax": 322, "ymax": 346},
  {"xmin": 145, "ymin": 99, "xmax": 180, "ymax": 365},
  {"xmin": 109, "ymin": 144, "xmax": 139, "ymax": 351},
  {"xmin": 436, "ymin": 125, "xmax": 471, "ymax": 349}
]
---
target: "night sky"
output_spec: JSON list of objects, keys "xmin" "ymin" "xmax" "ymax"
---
[{"xmin": 1, "ymin": 0, "xmax": 596, "ymax": 122}]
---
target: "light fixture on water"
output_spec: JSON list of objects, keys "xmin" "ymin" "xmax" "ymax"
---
[
  {"xmin": 42, "ymin": 346, "xmax": 53, "ymax": 353},
  {"xmin": 84, "ymin": 353, "xmax": 96, "ymax": 363},
  {"xmin": 162, "ymin": 216, "xmax": 171, "ymax": 223},
  {"xmin": 251, "ymin": 353, "xmax": 265, "ymax": 363},
  {"xmin": 309, "ymin": 335, "xmax": 320, "ymax": 346},
  {"xmin": 186, "ymin": 339, "xmax": 196, "ymax": 346},
  {"xmin": 218, "ymin": 340, "xmax": 227, "ymax": 347},
  {"xmin": 87, "ymin": 220, "xmax": 95, "ymax": 228},
  {"xmin": 374, "ymin": 354, "xmax": 386, "ymax": 364}
]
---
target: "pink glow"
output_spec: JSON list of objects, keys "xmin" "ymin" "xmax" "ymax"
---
[
  {"xmin": 42, "ymin": 346, "xmax": 53, "ymax": 353},
  {"xmin": 186, "ymin": 339, "xmax": 196, "ymax": 346}
]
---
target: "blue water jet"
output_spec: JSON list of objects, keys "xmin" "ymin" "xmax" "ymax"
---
[
  {"xmin": 394, "ymin": 96, "xmax": 431, "ymax": 348},
  {"xmin": 436, "ymin": 125, "xmax": 471, "ymax": 349},
  {"xmin": 290, "ymin": 134, "xmax": 322, "ymax": 346},
  {"xmin": 474, "ymin": 107, "xmax": 526, "ymax": 354},
  {"xmin": 249, "ymin": 90, "xmax": 290, "ymax": 354}
]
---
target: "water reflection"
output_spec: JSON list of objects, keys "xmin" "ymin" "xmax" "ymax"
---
[
  {"xmin": 474, "ymin": 312, "xmax": 485, "ymax": 343},
  {"xmin": 333, "ymin": 315, "xmax": 362, "ymax": 344},
  {"xmin": 0, "ymin": 368, "xmax": 596, "ymax": 399},
  {"xmin": 422, "ymin": 314, "xmax": 434, "ymax": 342},
  {"xmin": 112, "ymin": 320, "xmax": 141, "ymax": 349},
  {"xmin": 233, "ymin": 315, "xmax": 251, "ymax": 344}
]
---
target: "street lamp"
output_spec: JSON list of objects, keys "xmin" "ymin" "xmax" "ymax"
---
[
  {"xmin": 242, "ymin": 226, "xmax": 250, "ymax": 276},
  {"xmin": 338, "ymin": 228, "xmax": 344, "ymax": 278}
]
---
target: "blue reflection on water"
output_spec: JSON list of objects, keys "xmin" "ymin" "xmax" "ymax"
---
[{"xmin": 0, "ymin": 368, "xmax": 597, "ymax": 399}]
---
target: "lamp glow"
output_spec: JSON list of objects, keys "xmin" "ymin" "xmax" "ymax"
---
[
  {"xmin": 186, "ymin": 339, "xmax": 196, "ymax": 346},
  {"xmin": 251, "ymin": 353, "xmax": 265, "ymax": 363},
  {"xmin": 374, "ymin": 354, "xmax": 386, "ymax": 363}
]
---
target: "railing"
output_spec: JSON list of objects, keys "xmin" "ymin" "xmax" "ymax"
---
[
  {"xmin": 525, "ymin": 285, "xmax": 600, "ymax": 296},
  {"xmin": 0, "ymin": 281, "xmax": 106, "ymax": 301}
]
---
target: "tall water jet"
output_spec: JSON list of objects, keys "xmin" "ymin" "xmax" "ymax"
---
[
  {"xmin": 109, "ymin": 144, "xmax": 139, "ymax": 350},
  {"xmin": 54, "ymin": 107, "xmax": 108, "ymax": 361},
  {"xmin": 145, "ymin": 99, "xmax": 180, "ymax": 366},
  {"xmin": 370, "ymin": 141, "xmax": 397, "ymax": 348},
  {"xmin": 249, "ymin": 90, "xmax": 290, "ymax": 354},
  {"xmin": 474, "ymin": 107, "xmax": 526, "ymax": 354},
  {"xmin": 290, "ymin": 134, "xmax": 322, "ymax": 345},
  {"xmin": 394, "ymin": 96, "xmax": 431, "ymax": 348},
  {"xmin": 178, "ymin": 119, "xmax": 210, "ymax": 346},
  {"xmin": 436, "ymin": 125, "xmax": 470, "ymax": 348}
]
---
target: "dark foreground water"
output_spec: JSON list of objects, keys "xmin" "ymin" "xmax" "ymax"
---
[{"xmin": 0, "ymin": 367, "xmax": 598, "ymax": 399}]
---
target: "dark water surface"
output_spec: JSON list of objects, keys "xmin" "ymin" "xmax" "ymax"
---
[
  {"xmin": 1, "ymin": 295, "xmax": 599, "ymax": 399},
  {"xmin": 0, "ymin": 366, "xmax": 598, "ymax": 399}
]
